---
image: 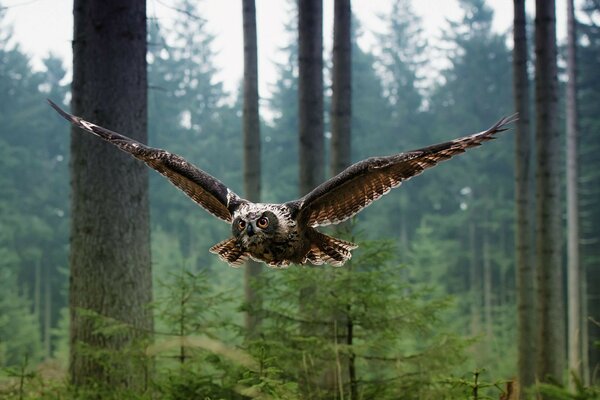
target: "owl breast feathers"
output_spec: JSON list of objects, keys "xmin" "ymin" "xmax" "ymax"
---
[{"xmin": 48, "ymin": 99, "xmax": 516, "ymax": 268}]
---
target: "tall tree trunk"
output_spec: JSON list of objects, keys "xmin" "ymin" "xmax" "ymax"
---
[
  {"xmin": 534, "ymin": 0, "xmax": 565, "ymax": 384},
  {"xmin": 566, "ymin": 0, "xmax": 584, "ymax": 384},
  {"xmin": 329, "ymin": 0, "xmax": 352, "ymax": 397},
  {"xmin": 70, "ymin": 0, "xmax": 152, "ymax": 390},
  {"xmin": 298, "ymin": 0, "xmax": 324, "ymax": 395},
  {"xmin": 242, "ymin": 0, "xmax": 262, "ymax": 338},
  {"xmin": 330, "ymin": 0, "xmax": 352, "ymax": 178},
  {"xmin": 513, "ymin": 0, "xmax": 536, "ymax": 393},
  {"xmin": 298, "ymin": 0, "xmax": 324, "ymax": 197}
]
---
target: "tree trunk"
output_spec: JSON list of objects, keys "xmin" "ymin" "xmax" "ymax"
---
[
  {"xmin": 298, "ymin": 0, "xmax": 324, "ymax": 197},
  {"xmin": 566, "ymin": 0, "xmax": 584, "ymax": 384},
  {"xmin": 242, "ymin": 0, "xmax": 262, "ymax": 338},
  {"xmin": 513, "ymin": 0, "xmax": 536, "ymax": 393},
  {"xmin": 298, "ymin": 0, "xmax": 324, "ymax": 394},
  {"xmin": 534, "ymin": 0, "xmax": 565, "ymax": 384},
  {"xmin": 330, "ymin": 0, "xmax": 352, "ymax": 178},
  {"xmin": 329, "ymin": 0, "xmax": 352, "ymax": 396},
  {"xmin": 70, "ymin": 0, "xmax": 152, "ymax": 390}
]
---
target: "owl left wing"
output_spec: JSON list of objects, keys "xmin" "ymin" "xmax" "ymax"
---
[
  {"xmin": 48, "ymin": 99, "xmax": 246, "ymax": 222},
  {"xmin": 288, "ymin": 114, "xmax": 517, "ymax": 227}
]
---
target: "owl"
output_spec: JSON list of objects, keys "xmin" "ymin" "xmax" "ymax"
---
[{"xmin": 48, "ymin": 100, "xmax": 515, "ymax": 268}]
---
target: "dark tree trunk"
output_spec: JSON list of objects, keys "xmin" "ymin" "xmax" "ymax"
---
[
  {"xmin": 330, "ymin": 0, "xmax": 352, "ymax": 177},
  {"xmin": 513, "ymin": 0, "xmax": 536, "ymax": 393},
  {"xmin": 70, "ymin": 0, "xmax": 152, "ymax": 390},
  {"xmin": 242, "ymin": 0, "xmax": 262, "ymax": 338},
  {"xmin": 298, "ymin": 0, "xmax": 324, "ymax": 395},
  {"xmin": 534, "ymin": 0, "xmax": 565, "ymax": 384},
  {"xmin": 298, "ymin": 0, "xmax": 324, "ymax": 197}
]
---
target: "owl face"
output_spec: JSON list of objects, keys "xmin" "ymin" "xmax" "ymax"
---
[{"xmin": 232, "ymin": 210, "xmax": 279, "ymax": 246}]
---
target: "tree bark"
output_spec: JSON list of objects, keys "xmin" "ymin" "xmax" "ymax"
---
[
  {"xmin": 330, "ymin": 0, "xmax": 352, "ymax": 178},
  {"xmin": 329, "ymin": 0, "xmax": 352, "ymax": 397},
  {"xmin": 242, "ymin": 0, "xmax": 263, "ymax": 339},
  {"xmin": 566, "ymin": 0, "xmax": 584, "ymax": 384},
  {"xmin": 70, "ymin": 0, "xmax": 152, "ymax": 390},
  {"xmin": 298, "ymin": 0, "xmax": 324, "ymax": 395},
  {"xmin": 513, "ymin": 0, "xmax": 536, "ymax": 393},
  {"xmin": 534, "ymin": 0, "xmax": 565, "ymax": 384},
  {"xmin": 298, "ymin": 0, "xmax": 324, "ymax": 197}
]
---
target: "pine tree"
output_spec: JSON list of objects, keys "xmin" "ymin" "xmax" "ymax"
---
[
  {"xmin": 534, "ymin": 0, "xmax": 565, "ymax": 384},
  {"xmin": 242, "ymin": 0, "xmax": 263, "ymax": 337},
  {"xmin": 70, "ymin": 0, "xmax": 152, "ymax": 390},
  {"xmin": 513, "ymin": 0, "xmax": 536, "ymax": 393}
]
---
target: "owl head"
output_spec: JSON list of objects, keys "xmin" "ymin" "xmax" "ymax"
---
[{"xmin": 232, "ymin": 210, "xmax": 279, "ymax": 245}]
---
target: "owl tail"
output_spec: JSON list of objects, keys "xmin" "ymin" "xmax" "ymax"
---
[
  {"xmin": 209, "ymin": 238, "xmax": 249, "ymax": 267},
  {"xmin": 305, "ymin": 230, "xmax": 358, "ymax": 267}
]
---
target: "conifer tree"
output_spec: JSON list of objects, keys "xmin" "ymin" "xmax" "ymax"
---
[{"xmin": 70, "ymin": 0, "xmax": 152, "ymax": 390}]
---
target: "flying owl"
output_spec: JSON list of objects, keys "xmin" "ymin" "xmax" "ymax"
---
[{"xmin": 48, "ymin": 100, "xmax": 515, "ymax": 268}]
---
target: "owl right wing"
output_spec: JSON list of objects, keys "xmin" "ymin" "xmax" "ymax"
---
[
  {"xmin": 48, "ymin": 100, "xmax": 246, "ymax": 223},
  {"xmin": 288, "ymin": 114, "xmax": 517, "ymax": 227}
]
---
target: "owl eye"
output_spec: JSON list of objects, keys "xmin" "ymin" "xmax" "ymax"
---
[
  {"xmin": 237, "ymin": 220, "xmax": 247, "ymax": 230},
  {"xmin": 257, "ymin": 216, "xmax": 269, "ymax": 229}
]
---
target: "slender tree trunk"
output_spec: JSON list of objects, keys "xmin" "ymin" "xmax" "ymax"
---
[
  {"xmin": 566, "ymin": 0, "xmax": 584, "ymax": 384},
  {"xmin": 242, "ymin": 0, "xmax": 262, "ymax": 338},
  {"xmin": 70, "ymin": 0, "xmax": 152, "ymax": 390},
  {"xmin": 330, "ymin": 0, "xmax": 352, "ymax": 178},
  {"xmin": 535, "ymin": 0, "xmax": 565, "ymax": 384},
  {"xmin": 513, "ymin": 0, "xmax": 536, "ymax": 393},
  {"xmin": 329, "ymin": 0, "xmax": 352, "ymax": 396}
]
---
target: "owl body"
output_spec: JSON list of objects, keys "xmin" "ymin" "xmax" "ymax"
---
[
  {"xmin": 48, "ymin": 100, "xmax": 515, "ymax": 268},
  {"xmin": 231, "ymin": 203, "xmax": 306, "ymax": 267}
]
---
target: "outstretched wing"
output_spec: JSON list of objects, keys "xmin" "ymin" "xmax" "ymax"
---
[
  {"xmin": 288, "ymin": 115, "xmax": 517, "ymax": 227},
  {"xmin": 48, "ymin": 99, "xmax": 246, "ymax": 222}
]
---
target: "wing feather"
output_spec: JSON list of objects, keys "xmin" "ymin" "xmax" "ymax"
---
[
  {"xmin": 48, "ymin": 99, "xmax": 245, "ymax": 222},
  {"xmin": 290, "ymin": 115, "xmax": 517, "ymax": 227}
]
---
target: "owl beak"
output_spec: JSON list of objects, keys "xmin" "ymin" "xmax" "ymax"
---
[{"xmin": 246, "ymin": 224, "xmax": 255, "ymax": 237}]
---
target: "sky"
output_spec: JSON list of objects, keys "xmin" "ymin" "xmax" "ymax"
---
[{"xmin": 2, "ymin": 0, "xmax": 569, "ymax": 99}]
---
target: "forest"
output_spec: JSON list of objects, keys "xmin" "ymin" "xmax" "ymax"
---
[{"xmin": 0, "ymin": 0, "xmax": 599, "ymax": 399}]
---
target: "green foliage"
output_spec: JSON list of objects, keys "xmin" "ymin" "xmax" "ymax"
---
[
  {"xmin": 0, "ymin": 270, "xmax": 42, "ymax": 368},
  {"xmin": 441, "ymin": 369, "xmax": 510, "ymax": 400},
  {"xmin": 249, "ymin": 239, "xmax": 469, "ymax": 399},
  {"xmin": 535, "ymin": 374, "xmax": 600, "ymax": 400}
]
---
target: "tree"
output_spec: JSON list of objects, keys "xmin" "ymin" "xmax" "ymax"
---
[
  {"xmin": 70, "ymin": 0, "xmax": 152, "ymax": 390},
  {"xmin": 513, "ymin": 0, "xmax": 535, "ymax": 393},
  {"xmin": 298, "ymin": 0, "xmax": 324, "ymax": 197},
  {"xmin": 566, "ymin": 0, "xmax": 584, "ymax": 385},
  {"xmin": 242, "ymin": 0, "xmax": 262, "ymax": 337},
  {"xmin": 534, "ymin": 0, "xmax": 565, "ymax": 384},
  {"xmin": 330, "ymin": 0, "xmax": 352, "ymax": 177},
  {"xmin": 328, "ymin": 0, "xmax": 352, "ymax": 395}
]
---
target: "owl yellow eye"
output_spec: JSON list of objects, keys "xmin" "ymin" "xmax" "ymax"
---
[
  {"xmin": 257, "ymin": 216, "xmax": 269, "ymax": 229},
  {"xmin": 238, "ymin": 220, "xmax": 246, "ymax": 230}
]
